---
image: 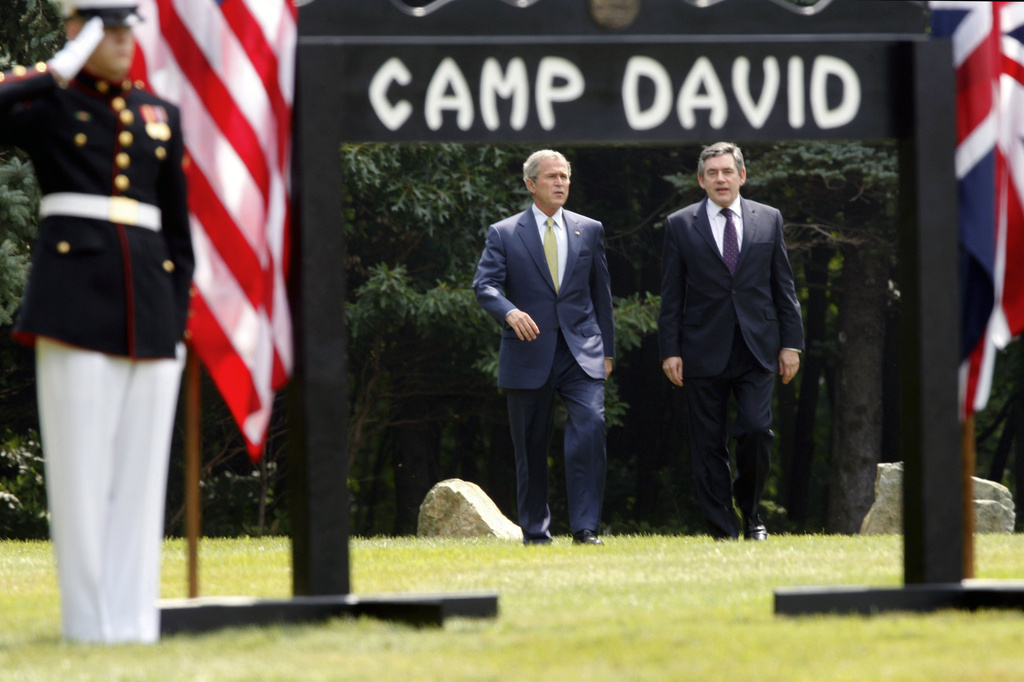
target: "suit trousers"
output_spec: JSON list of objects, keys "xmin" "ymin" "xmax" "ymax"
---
[
  {"xmin": 37, "ymin": 337, "xmax": 185, "ymax": 643},
  {"xmin": 506, "ymin": 331, "xmax": 606, "ymax": 543},
  {"xmin": 684, "ymin": 329, "xmax": 775, "ymax": 539}
]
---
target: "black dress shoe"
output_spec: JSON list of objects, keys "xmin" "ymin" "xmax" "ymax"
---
[
  {"xmin": 743, "ymin": 517, "xmax": 768, "ymax": 541},
  {"xmin": 572, "ymin": 529, "xmax": 603, "ymax": 545}
]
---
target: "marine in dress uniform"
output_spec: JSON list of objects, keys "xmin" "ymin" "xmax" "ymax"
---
[{"xmin": 0, "ymin": 0, "xmax": 193, "ymax": 643}]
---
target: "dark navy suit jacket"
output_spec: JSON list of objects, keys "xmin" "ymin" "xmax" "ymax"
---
[
  {"xmin": 0, "ymin": 67, "xmax": 193, "ymax": 359},
  {"xmin": 474, "ymin": 208, "xmax": 615, "ymax": 389},
  {"xmin": 658, "ymin": 197, "xmax": 804, "ymax": 377}
]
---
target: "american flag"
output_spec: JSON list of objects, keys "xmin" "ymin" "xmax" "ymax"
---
[
  {"xmin": 130, "ymin": 0, "xmax": 296, "ymax": 459},
  {"xmin": 932, "ymin": 1, "xmax": 1024, "ymax": 419}
]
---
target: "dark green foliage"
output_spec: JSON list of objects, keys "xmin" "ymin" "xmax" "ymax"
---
[
  {"xmin": 0, "ymin": 0, "xmax": 63, "ymax": 326},
  {"xmin": 0, "ymin": 1, "xmax": 62, "ymax": 540},
  {"xmin": 0, "ymin": 155, "xmax": 39, "ymax": 325},
  {"xmin": 0, "ymin": 0, "xmax": 63, "ymax": 70},
  {"xmin": 343, "ymin": 143, "xmax": 530, "ymax": 533},
  {"xmin": 976, "ymin": 341, "xmax": 1024, "ymax": 529},
  {"xmin": 0, "ymin": 431, "xmax": 48, "ymax": 539}
]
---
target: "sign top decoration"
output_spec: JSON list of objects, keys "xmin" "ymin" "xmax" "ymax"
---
[{"xmin": 298, "ymin": 0, "xmax": 927, "ymax": 40}]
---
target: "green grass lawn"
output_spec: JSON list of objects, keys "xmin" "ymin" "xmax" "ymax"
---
[{"xmin": 2, "ymin": 534, "xmax": 1024, "ymax": 681}]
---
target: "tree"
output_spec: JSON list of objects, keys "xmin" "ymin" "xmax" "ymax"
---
[
  {"xmin": 343, "ymin": 144, "xmax": 531, "ymax": 533},
  {"xmin": 749, "ymin": 141, "xmax": 899, "ymax": 533},
  {"xmin": 0, "ymin": 0, "xmax": 62, "ymax": 325},
  {"xmin": 0, "ymin": 0, "xmax": 63, "ymax": 538}
]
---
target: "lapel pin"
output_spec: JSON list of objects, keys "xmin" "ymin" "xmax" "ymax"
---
[{"xmin": 575, "ymin": 230, "xmax": 580, "ymax": 235}]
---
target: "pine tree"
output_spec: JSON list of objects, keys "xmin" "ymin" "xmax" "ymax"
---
[{"xmin": 0, "ymin": 0, "xmax": 62, "ymax": 324}]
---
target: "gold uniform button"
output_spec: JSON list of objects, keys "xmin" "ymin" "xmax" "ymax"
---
[
  {"xmin": 119, "ymin": 110, "xmax": 134, "ymax": 125},
  {"xmin": 96, "ymin": 80, "xmax": 109, "ymax": 94},
  {"xmin": 74, "ymin": 133, "xmax": 87, "ymax": 147},
  {"xmin": 0, "ymin": 73, "xmax": 5, "ymax": 83},
  {"xmin": 122, "ymin": 79, "xmax": 133, "ymax": 91},
  {"xmin": 111, "ymin": 97, "xmax": 126, "ymax": 112},
  {"xmin": 12, "ymin": 65, "xmax": 26, "ymax": 77},
  {"xmin": 119, "ymin": 131, "xmax": 134, "ymax": 146},
  {"xmin": 57, "ymin": 241, "xmax": 71, "ymax": 254},
  {"xmin": 163, "ymin": 260, "xmax": 175, "ymax": 273},
  {"xmin": 114, "ymin": 174, "xmax": 130, "ymax": 191},
  {"xmin": 35, "ymin": 62, "xmax": 47, "ymax": 73},
  {"xmin": 116, "ymin": 152, "xmax": 131, "ymax": 169},
  {"xmin": 155, "ymin": 146, "xmax": 167, "ymax": 160}
]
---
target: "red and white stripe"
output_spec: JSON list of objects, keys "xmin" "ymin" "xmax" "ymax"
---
[
  {"xmin": 994, "ymin": 2, "xmax": 1024, "ymax": 351},
  {"xmin": 131, "ymin": 0, "xmax": 295, "ymax": 460}
]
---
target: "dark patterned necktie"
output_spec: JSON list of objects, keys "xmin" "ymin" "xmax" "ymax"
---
[{"xmin": 721, "ymin": 208, "xmax": 738, "ymax": 275}]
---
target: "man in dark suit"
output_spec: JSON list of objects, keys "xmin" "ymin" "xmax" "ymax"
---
[
  {"xmin": 658, "ymin": 142, "xmax": 803, "ymax": 541},
  {"xmin": 474, "ymin": 149, "xmax": 615, "ymax": 545},
  {"xmin": 1, "ymin": 0, "xmax": 193, "ymax": 642}
]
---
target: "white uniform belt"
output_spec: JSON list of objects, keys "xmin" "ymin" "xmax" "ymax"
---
[{"xmin": 39, "ymin": 193, "xmax": 162, "ymax": 232}]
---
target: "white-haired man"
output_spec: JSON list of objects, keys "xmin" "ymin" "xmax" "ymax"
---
[{"xmin": 474, "ymin": 150, "xmax": 615, "ymax": 546}]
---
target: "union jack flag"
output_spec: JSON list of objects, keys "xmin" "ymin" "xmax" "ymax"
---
[
  {"xmin": 931, "ymin": 1, "xmax": 1024, "ymax": 420},
  {"xmin": 130, "ymin": 0, "xmax": 296, "ymax": 459}
]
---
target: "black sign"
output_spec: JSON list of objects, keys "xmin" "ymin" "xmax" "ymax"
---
[
  {"xmin": 331, "ymin": 41, "xmax": 903, "ymax": 142},
  {"xmin": 290, "ymin": 0, "xmax": 963, "ymax": 599}
]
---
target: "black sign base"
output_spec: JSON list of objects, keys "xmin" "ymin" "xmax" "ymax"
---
[
  {"xmin": 775, "ymin": 581, "xmax": 1024, "ymax": 616},
  {"xmin": 159, "ymin": 592, "xmax": 499, "ymax": 635}
]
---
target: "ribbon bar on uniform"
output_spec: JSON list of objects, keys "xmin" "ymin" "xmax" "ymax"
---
[{"xmin": 39, "ymin": 193, "xmax": 162, "ymax": 231}]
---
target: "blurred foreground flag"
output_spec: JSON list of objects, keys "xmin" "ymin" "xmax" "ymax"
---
[
  {"xmin": 131, "ymin": 0, "xmax": 296, "ymax": 459},
  {"xmin": 931, "ymin": 1, "xmax": 1024, "ymax": 419}
]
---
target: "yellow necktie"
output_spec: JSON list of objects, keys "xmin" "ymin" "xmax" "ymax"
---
[{"xmin": 544, "ymin": 217, "xmax": 559, "ymax": 292}]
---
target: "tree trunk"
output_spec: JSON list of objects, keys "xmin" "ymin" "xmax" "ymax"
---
[
  {"xmin": 391, "ymin": 399, "xmax": 440, "ymax": 535},
  {"xmin": 881, "ymin": 307, "xmax": 902, "ymax": 464},
  {"xmin": 623, "ymin": 338, "xmax": 670, "ymax": 525},
  {"xmin": 787, "ymin": 244, "xmax": 833, "ymax": 526},
  {"xmin": 826, "ymin": 245, "xmax": 889, "ymax": 533},
  {"xmin": 485, "ymin": 416, "xmax": 518, "ymax": 522}
]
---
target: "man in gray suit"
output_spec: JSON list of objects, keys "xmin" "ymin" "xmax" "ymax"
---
[{"xmin": 658, "ymin": 142, "xmax": 804, "ymax": 540}]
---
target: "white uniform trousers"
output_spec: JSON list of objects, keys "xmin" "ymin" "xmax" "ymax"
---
[{"xmin": 36, "ymin": 337, "xmax": 185, "ymax": 644}]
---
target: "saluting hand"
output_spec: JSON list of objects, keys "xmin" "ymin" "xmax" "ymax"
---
[{"xmin": 49, "ymin": 16, "xmax": 105, "ymax": 83}]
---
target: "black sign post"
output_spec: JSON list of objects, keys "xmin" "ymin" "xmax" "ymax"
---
[{"xmin": 161, "ymin": 0, "xmax": 1024, "ymax": 633}]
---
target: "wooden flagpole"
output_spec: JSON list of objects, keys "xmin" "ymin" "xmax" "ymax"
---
[
  {"xmin": 962, "ymin": 414, "xmax": 976, "ymax": 580},
  {"xmin": 184, "ymin": 349, "xmax": 202, "ymax": 598}
]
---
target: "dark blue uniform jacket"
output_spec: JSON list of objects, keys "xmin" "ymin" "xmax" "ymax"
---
[{"xmin": 0, "ymin": 63, "xmax": 193, "ymax": 359}]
